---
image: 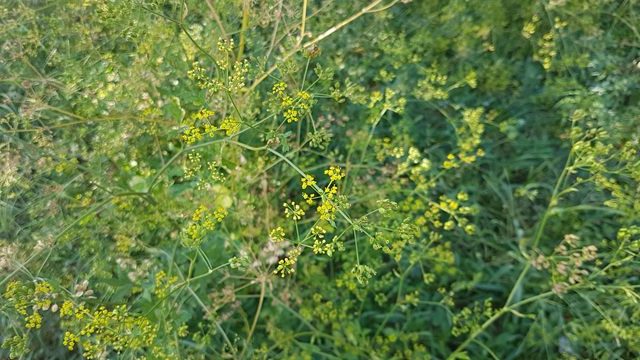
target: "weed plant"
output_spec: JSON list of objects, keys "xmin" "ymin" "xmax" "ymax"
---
[{"xmin": 1, "ymin": 0, "xmax": 639, "ymax": 359}]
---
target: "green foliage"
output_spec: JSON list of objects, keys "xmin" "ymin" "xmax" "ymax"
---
[{"xmin": 1, "ymin": 0, "xmax": 639, "ymax": 359}]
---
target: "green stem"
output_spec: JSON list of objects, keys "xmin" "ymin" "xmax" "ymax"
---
[{"xmin": 237, "ymin": 0, "xmax": 250, "ymax": 60}]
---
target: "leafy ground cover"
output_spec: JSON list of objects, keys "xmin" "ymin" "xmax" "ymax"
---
[{"xmin": 1, "ymin": 0, "xmax": 639, "ymax": 359}]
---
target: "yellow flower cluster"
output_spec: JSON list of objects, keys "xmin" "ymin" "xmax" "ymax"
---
[
  {"xmin": 426, "ymin": 241, "xmax": 457, "ymax": 275},
  {"xmin": 25, "ymin": 311, "xmax": 42, "ymax": 329},
  {"xmin": 317, "ymin": 166, "xmax": 346, "ymax": 221},
  {"xmin": 181, "ymin": 109, "xmax": 215, "ymax": 145},
  {"xmin": 351, "ymin": 264, "xmax": 376, "ymax": 285},
  {"xmin": 217, "ymin": 38, "xmax": 234, "ymax": 53},
  {"xmin": 220, "ymin": 116, "xmax": 241, "ymax": 136},
  {"xmin": 284, "ymin": 108, "xmax": 299, "ymax": 123},
  {"xmin": 369, "ymin": 217, "xmax": 419, "ymax": 262},
  {"xmin": 317, "ymin": 201, "xmax": 337, "ymax": 222},
  {"xmin": 295, "ymin": 166, "xmax": 346, "ymax": 223},
  {"xmin": 61, "ymin": 303, "xmax": 158, "ymax": 358},
  {"xmin": 60, "ymin": 300, "xmax": 74, "ymax": 317},
  {"xmin": 311, "ymin": 225, "xmax": 335, "ymax": 256},
  {"xmin": 188, "ymin": 38, "xmax": 249, "ymax": 94},
  {"xmin": 63, "ymin": 331, "xmax": 79, "ymax": 351},
  {"xmin": 193, "ymin": 108, "xmax": 215, "ymax": 121},
  {"xmin": 419, "ymin": 193, "xmax": 476, "ymax": 234},
  {"xmin": 302, "ymin": 192, "xmax": 317, "ymax": 205},
  {"xmin": 154, "ymin": 270, "xmax": 178, "ymax": 299},
  {"xmin": 180, "ymin": 109, "xmax": 243, "ymax": 145},
  {"xmin": 283, "ymin": 201, "xmax": 305, "ymax": 221},
  {"xmin": 33, "ymin": 281, "xmax": 53, "ymax": 310},
  {"xmin": 368, "ymin": 88, "xmax": 407, "ymax": 115},
  {"xmin": 534, "ymin": 32, "xmax": 557, "ymax": 71},
  {"xmin": 3, "ymin": 280, "xmax": 161, "ymax": 358},
  {"xmin": 271, "ymin": 82, "xmax": 314, "ymax": 123},
  {"xmin": 269, "ymin": 226, "xmax": 286, "ymax": 242},
  {"xmin": 452, "ymin": 298, "xmax": 495, "ymax": 337},
  {"xmin": 227, "ymin": 60, "xmax": 250, "ymax": 92},
  {"xmin": 417, "ymin": 65, "xmax": 449, "ymax": 101},
  {"xmin": 300, "ymin": 293, "xmax": 345, "ymax": 325},
  {"xmin": 181, "ymin": 125, "xmax": 203, "ymax": 145},
  {"xmin": 3, "ymin": 280, "xmax": 56, "ymax": 330},
  {"xmin": 301, "ymin": 174, "xmax": 316, "ymax": 189},
  {"xmin": 271, "ymin": 82, "xmax": 286, "ymax": 97},
  {"xmin": 324, "ymin": 166, "xmax": 345, "ymax": 181},
  {"xmin": 273, "ymin": 166, "xmax": 352, "ymax": 276},
  {"xmin": 188, "ymin": 62, "xmax": 223, "ymax": 92},
  {"xmin": 443, "ymin": 107, "xmax": 486, "ymax": 169},
  {"xmin": 183, "ymin": 205, "xmax": 227, "ymax": 248},
  {"xmin": 273, "ymin": 247, "xmax": 302, "ymax": 277},
  {"xmin": 298, "ymin": 90, "xmax": 311, "ymax": 101},
  {"xmin": 521, "ymin": 14, "xmax": 539, "ymax": 39},
  {"xmin": 374, "ymin": 140, "xmax": 435, "ymax": 190}
]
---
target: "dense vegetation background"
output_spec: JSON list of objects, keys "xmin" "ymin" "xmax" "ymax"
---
[{"xmin": 1, "ymin": 0, "xmax": 639, "ymax": 359}]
